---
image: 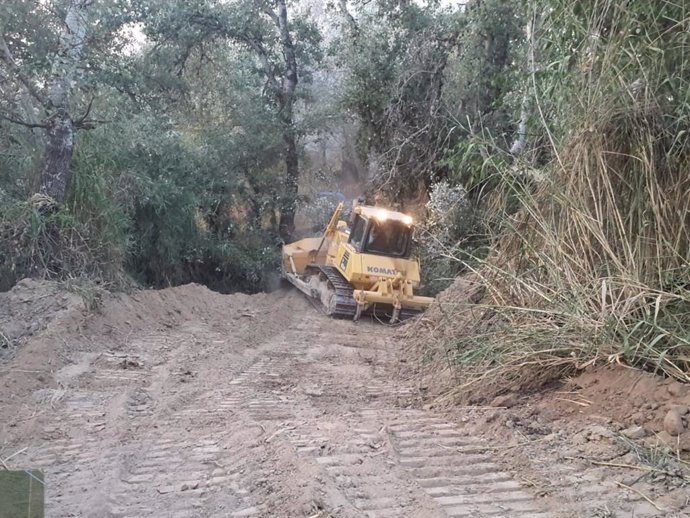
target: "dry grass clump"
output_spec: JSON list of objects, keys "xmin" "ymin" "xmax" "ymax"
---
[{"xmin": 404, "ymin": 105, "xmax": 690, "ymax": 402}]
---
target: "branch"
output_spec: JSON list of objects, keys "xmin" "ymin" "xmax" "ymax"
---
[
  {"xmin": 255, "ymin": 1, "xmax": 279, "ymax": 26},
  {"xmin": 0, "ymin": 112, "xmax": 47, "ymax": 129},
  {"xmin": 75, "ymin": 95, "xmax": 94, "ymax": 124},
  {"xmin": 173, "ymin": 43, "xmax": 193, "ymax": 77},
  {"xmin": 0, "ymin": 32, "xmax": 49, "ymax": 109},
  {"xmin": 275, "ymin": 0, "xmax": 297, "ymax": 97},
  {"xmin": 74, "ymin": 118, "xmax": 111, "ymax": 130},
  {"xmin": 338, "ymin": 0, "xmax": 359, "ymax": 36},
  {"xmin": 113, "ymin": 84, "xmax": 138, "ymax": 105},
  {"xmin": 242, "ymin": 35, "xmax": 282, "ymax": 95}
]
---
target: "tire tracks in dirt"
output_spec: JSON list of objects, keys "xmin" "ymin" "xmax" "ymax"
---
[
  {"xmin": 4, "ymin": 287, "xmax": 644, "ymax": 517},
  {"xmin": 199, "ymin": 308, "xmax": 556, "ymax": 517}
]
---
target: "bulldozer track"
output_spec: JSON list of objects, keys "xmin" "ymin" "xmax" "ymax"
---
[
  {"xmin": 384, "ymin": 411, "xmax": 553, "ymax": 518},
  {"xmin": 318, "ymin": 265, "xmax": 358, "ymax": 318},
  {"xmin": 315, "ymin": 265, "xmax": 424, "ymax": 323}
]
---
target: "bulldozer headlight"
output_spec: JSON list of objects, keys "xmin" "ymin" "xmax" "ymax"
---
[
  {"xmin": 403, "ymin": 215, "xmax": 413, "ymax": 225},
  {"xmin": 376, "ymin": 209, "xmax": 388, "ymax": 221}
]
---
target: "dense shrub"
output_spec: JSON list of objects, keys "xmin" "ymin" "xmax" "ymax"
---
[
  {"xmin": 0, "ymin": 196, "xmax": 127, "ymax": 292},
  {"xmin": 0, "ymin": 111, "xmax": 284, "ymax": 294},
  {"xmin": 415, "ymin": 181, "xmax": 482, "ymax": 295}
]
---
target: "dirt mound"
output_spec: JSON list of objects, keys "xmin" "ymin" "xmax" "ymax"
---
[
  {"xmin": 463, "ymin": 365, "xmax": 690, "ymax": 452},
  {"xmin": 0, "ymin": 279, "xmax": 85, "ymax": 361},
  {"xmin": 553, "ymin": 366, "xmax": 690, "ymax": 451},
  {"xmin": 0, "ymin": 279, "xmax": 272, "ymax": 363},
  {"xmin": 446, "ymin": 365, "xmax": 690, "ymax": 516},
  {"xmin": 88, "ymin": 282, "xmax": 278, "ymax": 339},
  {"xmin": 0, "ymin": 282, "xmax": 304, "ymax": 424}
]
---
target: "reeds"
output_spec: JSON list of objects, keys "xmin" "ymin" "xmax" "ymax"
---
[{"xmin": 405, "ymin": 0, "xmax": 690, "ymax": 400}]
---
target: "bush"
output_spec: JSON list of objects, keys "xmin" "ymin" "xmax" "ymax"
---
[
  {"xmin": 0, "ymin": 110, "xmax": 285, "ymax": 294},
  {"xmin": 0, "ymin": 196, "xmax": 129, "ymax": 292},
  {"xmin": 416, "ymin": 181, "xmax": 483, "ymax": 295}
]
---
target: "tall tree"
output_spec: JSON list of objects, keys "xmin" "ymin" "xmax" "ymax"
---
[
  {"xmin": 0, "ymin": 0, "xmax": 91, "ymax": 203},
  {"xmin": 39, "ymin": 0, "xmax": 91, "ymax": 201},
  {"xmin": 147, "ymin": 0, "xmax": 321, "ymax": 239},
  {"xmin": 335, "ymin": 1, "xmax": 464, "ymax": 197},
  {"xmin": 245, "ymin": 0, "xmax": 300, "ymax": 239},
  {"xmin": 0, "ymin": 0, "xmax": 134, "ymax": 203}
]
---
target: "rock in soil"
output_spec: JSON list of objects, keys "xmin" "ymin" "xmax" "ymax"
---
[
  {"xmin": 664, "ymin": 409, "xmax": 686, "ymax": 437},
  {"xmin": 671, "ymin": 405, "xmax": 689, "ymax": 416},
  {"xmin": 491, "ymin": 393, "xmax": 518, "ymax": 408},
  {"xmin": 621, "ymin": 425, "xmax": 647, "ymax": 440},
  {"xmin": 630, "ymin": 411, "xmax": 647, "ymax": 425}
]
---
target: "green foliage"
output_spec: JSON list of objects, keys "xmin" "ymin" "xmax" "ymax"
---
[
  {"xmin": 415, "ymin": 181, "xmax": 484, "ymax": 295},
  {"xmin": 335, "ymin": 0, "xmax": 525, "ymax": 197},
  {"xmin": 335, "ymin": 4, "xmax": 463, "ymax": 195},
  {"xmin": 70, "ymin": 109, "xmax": 283, "ymax": 293},
  {"xmin": 409, "ymin": 0, "xmax": 690, "ymax": 399},
  {"xmin": 0, "ymin": 123, "xmax": 42, "ymax": 198},
  {"xmin": 0, "ymin": 50, "xmax": 283, "ymax": 294},
  {"xmin": 439, "ymin": 0, "xmax": 528, "ymax": 193},
  {"xmin": 0, "ymin": 0, "xmax": 323, "ymax": 294}
]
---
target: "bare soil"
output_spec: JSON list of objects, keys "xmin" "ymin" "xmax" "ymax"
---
[{"xmin": 1, "ymin": 281, "xmax": 688, "ymax": 517}]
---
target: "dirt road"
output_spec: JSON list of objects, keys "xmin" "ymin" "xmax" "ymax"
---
[{"xmin": 0, "ymin": 283, "xmax": 683, "ymax": 517}]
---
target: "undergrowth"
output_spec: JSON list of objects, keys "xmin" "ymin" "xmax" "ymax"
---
[
  {"xmin": 0, "ymin": 115, "xmax": 282, "ymax": 295},
  {"xmin": 415, "ymin": 181, "xmax": 486, "ymax": 296},
  {"xmin": 0, "ymin": 195, "xmax": 130, "ymax": 292},
  {"xmin": 405, "ymin": 0, "xmax": 690, "ymax": 401}
]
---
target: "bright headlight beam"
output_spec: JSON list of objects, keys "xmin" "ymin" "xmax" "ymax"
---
[
  {"xmin": 403, "ymin": 215, "xmax": 413, "ymax": 225},
  {"xmin": 376, "ymin": 209, "xmax": 389, "ymax": 221}
]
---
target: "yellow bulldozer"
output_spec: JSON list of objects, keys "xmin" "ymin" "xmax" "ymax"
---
[{"xmin": 281, "ymin": 202, "xmax": 433, "ymax": 323}]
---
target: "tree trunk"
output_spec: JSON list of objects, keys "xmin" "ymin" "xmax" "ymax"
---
[
  {"xmin": 39, "ymin": 0, "xmax": 89, "ymax": 203},
  {"xmin": 40, "ymin": 111, "xmax": 75, "ymax": 201},
  {"xmin": 275, "ymin": 0, "xmax": 299, "ymax": 241},
  {"xmin": 338, "ymin": 0, "xmax": 359, "ymax": 36},
  {"xmin": 279, "ymin": 113, "xmax": 299, "ymax": 239},
  {"xmin": 510, "ymin": 10, "xmax": 541, "ymax": 157}
]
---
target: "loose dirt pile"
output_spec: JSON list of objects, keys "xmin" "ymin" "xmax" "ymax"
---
[
  {"xmin": 538, "ymin": 367, "xmax": 690, "ymax": 451},
  {"xmin": 449, "ymin": 366, "xmax": 690, "ymax": 514},
  {"xmin": 0, "ymin": 280, "xmax": 289, "ymax": 438},
  {"xmin": 0, "ymin": 279, "xmax": 84, "ymax": 361}
]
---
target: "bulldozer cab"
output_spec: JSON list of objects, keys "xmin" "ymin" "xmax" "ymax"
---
[{"xmin": 348, "ymin": 206, "xmax": 413, "ymax": 258}]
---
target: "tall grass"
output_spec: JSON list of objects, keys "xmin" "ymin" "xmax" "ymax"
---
[
  {"xmin": 0, "ymin": 197, "xmax": 131, "ymax": 292},
  {"xmin": 472, "ymin": 104, "xmax": 690, "ymax": 388},
  {"xmin": 410, "ymin": 0, "xmax": 690, "ymax": 398}
]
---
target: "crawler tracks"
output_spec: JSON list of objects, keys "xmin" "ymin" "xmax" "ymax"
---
[
  {"xmin": 0, "ymin": 286, "xmax": 675, "ymax": 517},
  {"xmin": 305, "ymin": 266, "xmax": 422, "ymax": 322},
  {"xmin": 318, "ymin": 265, "xmax": 358, "ymax": 318}
]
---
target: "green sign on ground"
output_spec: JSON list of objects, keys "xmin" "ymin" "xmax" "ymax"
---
[{"xmin": 0, "ymin": 471, "xmax": 44, "ymax": 518}]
